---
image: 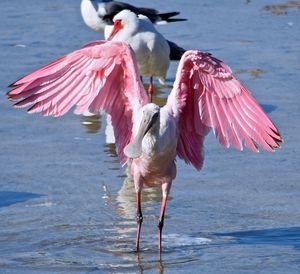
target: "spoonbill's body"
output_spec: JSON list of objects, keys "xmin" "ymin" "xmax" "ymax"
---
[
  {"xmin": 107, "ymin": 10, "xmax": 171, "ymax": 100},
  {"xmin": 80, "ymin": 0, "xmax": 186, "ymax": 34},
  {"xmin": 7, "ymin": 41, "xmax": 282, "ymax": 252}
]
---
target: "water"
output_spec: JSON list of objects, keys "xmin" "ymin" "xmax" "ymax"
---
[{"xmin": 1, "ymin": 0, "xmax": 300, "ymax": 273}]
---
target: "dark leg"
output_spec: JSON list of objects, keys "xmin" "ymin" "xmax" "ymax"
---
[
  {"xmin": 148, "ymin": 76, "xmax": 153, "ymax": 102},
  {"xmin": 158, "ymin": 195, "xmax": 168, "ymax": 252},
  {"xmin": 136, "ymin": 191, "xmax": 143, "ymax": 252}
]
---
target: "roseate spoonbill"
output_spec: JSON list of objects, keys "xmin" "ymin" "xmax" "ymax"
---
[
  {"xmin": 106, "ymin": 10, "xmax": 172, "ymax": 101},
  {"xmin": 7, "ymin": 41, "xmax": 283, "ymax": 252},
  {"xmin": 80, "ymin": 0, "xmax": 186, "ymax": 34}
]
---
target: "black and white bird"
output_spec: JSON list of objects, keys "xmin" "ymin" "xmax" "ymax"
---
[
  {"xmin": 80, "ymin": 0, "xmax": 186, "ymax": 62},
  {"xmin": 106, "ymin": 10, "xmax": 172, "ymax": 100}
]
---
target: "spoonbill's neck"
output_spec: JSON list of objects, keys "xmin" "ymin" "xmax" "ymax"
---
[{"xmin": 142, "ymin": 110, "xmax": 161, "ymax": 156}]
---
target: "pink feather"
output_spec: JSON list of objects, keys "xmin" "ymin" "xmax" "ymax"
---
[
  {"xmin": 8, "ymin": 42, "xmax": 282, "ymax": 170},
  {"xmin": 7, "ymin": 40, "xmax": 149, "ymax": 164},
  {"xmin": 167, "ymin": 50, "xmax": 282, "ymax": 169}
]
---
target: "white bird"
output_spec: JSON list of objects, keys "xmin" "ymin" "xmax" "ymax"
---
[
  {"xmin": 106, "ymin": 10, "xmax": 171, "ymax": 101},
  {"xmin": 81, "ymin": 0, "xmax": 186, "ymax": 64},
  {"xmin": 80, "ymin": 0, "xmax": 186, "ymax": 34}
]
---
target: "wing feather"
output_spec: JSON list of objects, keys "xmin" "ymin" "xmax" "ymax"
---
[
  {"xmin": 167, "ymin": 50, "xmax": 282, "ymax": 170},
  {"xmin": 7, "ymin": 40, "xmax": 149, "ymax": 164}
]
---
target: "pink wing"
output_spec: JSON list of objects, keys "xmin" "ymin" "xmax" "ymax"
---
[
  {"xmin": 167, "ymin": 50, "xmax": 282, "ymax": 170},
  {"xmin": 7, "ymin": 40, "xmax": 149, "ymax": 164}
]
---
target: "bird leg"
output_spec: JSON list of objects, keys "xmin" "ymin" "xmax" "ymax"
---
[
  {"xmin": 148, "ymin": 76, "xmax": 153, "ymax": 102},
  {"xmin": 136, "ymin": 191, "xmax": 143, "ymax": 252},
  {"xmin": 158, "ymin": 194, "xmax": 168, "ymax": 252}
]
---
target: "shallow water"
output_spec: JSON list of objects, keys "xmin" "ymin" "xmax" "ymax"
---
[{"xmin": 1, "ymin": 0, "xmax": 300, "ymax": 273}]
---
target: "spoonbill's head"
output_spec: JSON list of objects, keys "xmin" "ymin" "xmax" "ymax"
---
[
  {"xmin": 141, "ymin": 103, "xmax": 160, "ymax": 133},
  {"xmin": 124, "ymin": 103, "xmax": 160, "ymax": 159},
  {"xmin": 107, "ymin": 10, "xmax": 139, "ymax": 40}
]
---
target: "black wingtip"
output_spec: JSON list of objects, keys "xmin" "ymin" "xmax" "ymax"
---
[
  {"xmin": 164, "ymin": 18, "xmax": 188, "ymax": 23},
  {"xmin": 157, "ymin": 12, "xmax": 187, "ymax": 22},
  {"xmin": 158, "ymin": 11, "xmax": 180, "ymax": 18}
]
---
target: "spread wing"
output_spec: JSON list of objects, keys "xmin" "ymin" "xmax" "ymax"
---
[
  {"xmin": 7, "ymin": 40, "xmax": 149, "ymax": 164},
  {"xmin": 166, "ymin": 50, "xmax": 282, "ymax": 170}
]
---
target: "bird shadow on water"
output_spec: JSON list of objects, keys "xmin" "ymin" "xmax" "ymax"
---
[
  {"xmin": 0, "ymin": 191, "xmax": 42, "ymax": 207},
  {"xmin": 261, "ymin": 103, "xmax": 277, "ymax": 114},
  {"xmin": 215, "ymin": 226, "xmax": 300, "ymax": 251}
]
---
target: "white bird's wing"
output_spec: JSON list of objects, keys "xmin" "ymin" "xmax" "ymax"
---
[
  {"xmin": 166, "ymin": 50, "xmax": 282, "ymax": 170},
  {"xmin": 8, "ymin": 40, "xmax": 149, "ymax": 164}
]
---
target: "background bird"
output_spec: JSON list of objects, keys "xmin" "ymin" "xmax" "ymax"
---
[
  {"xmin": 7, "ymin": 40, "xmax": 282, "ymax": 252},
  {"xmin": 106, "ymin": 10, "xmax": 171, "ymax": 101},
  {"xmin": 81, "ymin": 1, "xmax": 186, "ymax": 63}
]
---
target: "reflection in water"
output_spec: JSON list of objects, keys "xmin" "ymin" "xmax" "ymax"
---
[
  {"xmin": 135, "ymin": 251, "xmax": 165, "ymax": 274},
  {"xmin": 104, "ymin": 143, "xmax": 118, "ymax": 158},
  {"xmin": 263, "ymin": 0, "xmax": 300, "ymax": 15},
  {"xmin": 136, "ymin": 253, "xmax": 144, "ymax": 273},
  {"xmin": 158, "ymin": 258, "xmax": 165, "ymax": 274},
  {"xmin": 81, "ymin": 111, "xmax": 102, "ymax": 134}
]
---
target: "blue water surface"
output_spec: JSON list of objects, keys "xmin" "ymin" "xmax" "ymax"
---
[{"xmin": 0, "ymin": 0, "xmax": 300, "ymax": 273}]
